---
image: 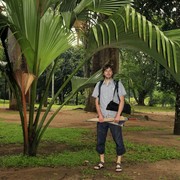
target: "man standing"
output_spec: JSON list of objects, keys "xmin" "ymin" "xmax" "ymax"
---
[{"xmin": 92, "ymin": 63, "xmax": 126, "ymax": 172}]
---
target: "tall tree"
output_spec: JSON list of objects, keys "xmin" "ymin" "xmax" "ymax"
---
[{"xmin": 121, "ymin": 50, "xmax": 157, "ymax": 105}]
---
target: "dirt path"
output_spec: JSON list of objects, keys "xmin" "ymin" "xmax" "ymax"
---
[{"xmin": 0, "ymin": 108, "xmax": 180, "ymax": 180}]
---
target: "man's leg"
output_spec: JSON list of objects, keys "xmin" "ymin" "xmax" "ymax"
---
[
  {"xmin": 109, "ymin": 124, "xmax": 126, "ymax": 172},
  {"xmin": 116, "ymin": 155, "xmax": 122, "ymax": 164},
  {"xmin": 109, "ymin": 124, "xmax": 126, "ymax": 156},
  {"xmin": 100, "ymin": 154, "xmax": 105, "ymax": 163},
  {"xmin": 94, "ymin": 122, "xmax": 108, "ymax": 169}
]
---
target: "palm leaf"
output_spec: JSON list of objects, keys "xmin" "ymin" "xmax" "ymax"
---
[
  {"xmin": 4, "ymin": 0, "xmax": 75, "ymax": 77},
  {"xmin": 60, "ymin": 0, "xmax": 133, "ymax": 29},
  {"xmin": 37, "ymin": 11, "xmax": 75, "ymax": 76},
  {"xmin": 88, "ymin": 0, "xmax": 133, "ymax": 16},
  {"xmin": 71, "ymin": 70, "xmax": 129, "ymax": 93},
  {"xmin": 71, "ymin": 70, "xmax": 102, "ymax": 92},
  {"xmin": 87, "ymin": 5, "xmax": 180, "ymax": 84}
]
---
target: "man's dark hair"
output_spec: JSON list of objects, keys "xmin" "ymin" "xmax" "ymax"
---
[{"xmin": 102, "ymin": 63, "xmax": 114, "ymax": 75}]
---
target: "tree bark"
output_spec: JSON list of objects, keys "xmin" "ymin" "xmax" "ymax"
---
[
  {"xmin": 138, "ymin": 90, "xmax": 147, "ymax": 106},
  {"xmin": 174, "ymin": 84, "xmax": 180, "ymax": 135},
  {"xmin": 9, "ymin": 91, "xmax": 19, "ymax": 110}
]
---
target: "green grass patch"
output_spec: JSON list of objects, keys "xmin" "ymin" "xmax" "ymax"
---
[
  {"xmin": 52, "ymin": 104, "xmax": 85, "ymax": 110},
  {"xmin": 0, "ymin": 99, "xmax": 9, "ymax": 104},
  {"xmin": 1, "ymin": 139, "xmax": 179, "ymax": 168},
  {"xmin": 0, "ymin": 149, "xmax": 96, "ymax": 168},
  {"xmin": 0, "ymin": 121, "xmax": 23, "ymax": 144},
  {"xmin": 125, "ymin": 141, "xmax": 180, "ymax": 163},
  {"xmin": 0, "ymin": 121, "xmax": 180, "ymax": 168},
  {"xmin": 43, "ymin": 128, "xmax": 88, "ymax": 142},
  {"xmin": 124, "ymin": 126, "xmax": 165, "ymax": 132},
  {"xmin": 133, "ymin": 105, "xmax": 175, "ymax": 113}
]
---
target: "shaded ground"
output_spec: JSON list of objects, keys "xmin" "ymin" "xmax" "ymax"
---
[{"xmin": 0, "ymin": 108, "xmax": 180, "ymax": 180}]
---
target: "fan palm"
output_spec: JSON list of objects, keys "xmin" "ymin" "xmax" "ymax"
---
[{"xmin": 0, "ymin": 0, "xmax": 179, "ymax": 156}]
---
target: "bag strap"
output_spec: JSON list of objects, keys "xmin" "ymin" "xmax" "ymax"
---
[
  {"xmin": 98, "ymin": 80, "xmax": 103, "ymax": 104},
  {"xmin": 113, "ymin": 81, "xmax": 120, "ymax": 101}
]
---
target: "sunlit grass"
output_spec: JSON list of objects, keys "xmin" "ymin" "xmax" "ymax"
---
[{"xmin": 133, "ymin": 105, "xmax": 175, "ymax": 113}]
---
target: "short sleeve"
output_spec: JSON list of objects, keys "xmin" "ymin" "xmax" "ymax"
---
[
  {"xmin": 92, "ymin": 82, "xmax": 100, "ymax": 98},
  {"xmin": 118, "ymin": 81, "xmax": 126, "ymax": 97}
]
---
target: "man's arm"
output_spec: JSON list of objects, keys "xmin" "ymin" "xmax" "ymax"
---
[
  {"xmin": 114, "ymin": 95, "xmax": 125, "ymax": 122},
  {"xmin": 95, "ymin": 97, "xmax": 104, "ymax": 122}
]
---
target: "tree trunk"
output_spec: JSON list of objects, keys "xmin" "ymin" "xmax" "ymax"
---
[
  {"xmin": 9, "ymin": 91, "xmax": 19, "ymax": 110},
  {"xmin": 174, "ymin": 84, "xmax": 180, "ymax": 135},
  {"xmin": 138, "ymin": 90, "xmax": 147, "ymax": 106},
  {"xmin": 85, "ymin": 48, "xmax": 119, "ymax": 112}
]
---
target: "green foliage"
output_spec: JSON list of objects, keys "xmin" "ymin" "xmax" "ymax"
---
[
  {"xmin": 150, "ymin": 90, "xmax": 175, "ymax": 107},
  {"xmin": 36, "ymin": 46, "xmax": 85, "ymax": 103},
  {"xmin": 133, "ymin": 0, "xmax": 179, "ymax": 30},
  {"xmin": 56, "ymin": 46, "xmax": 85, "ymax": 77},
  {"xmin": 121, "ymin": 49, "xmax": 157, "ymax": 105},
  {"xmin": 133, "ymin": 0, "xmax": 180, "ymax": 98}
]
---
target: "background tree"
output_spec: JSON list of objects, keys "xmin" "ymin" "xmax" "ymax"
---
[
  {"xmin": 54, "ymin": 46, "xmax": 84, "ymax": 104},
  {"xmin": 37, "ymin": 46, "xmax": 85, "ymax": 105},
  {"xmin": 121, "ymin": 50, "xmax": 157, "ymax": 105},
  {"xmin": 133, "ymin": 0, "xmax": 180, "ymax": 134}
]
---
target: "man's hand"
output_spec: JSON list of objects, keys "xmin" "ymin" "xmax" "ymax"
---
[
  {"xmin": 98, "ymin": 114, "xmax": 104, "ymax": 123},
  {"xmin": 114, "ymin": 115, "xmax": 126, "ymax": 123},
  {"xmin": 114, "ymin": 115, "xmax": 120, "ymax": 123}
]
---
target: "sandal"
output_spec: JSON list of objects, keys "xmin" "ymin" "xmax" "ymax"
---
[
  {"xmin": 94, "ymin": 162, "xmax": 104, "ymax": 170},
  {"xmin": 116, "ymin": 163, "xmax": 122, "ymax": 172}
]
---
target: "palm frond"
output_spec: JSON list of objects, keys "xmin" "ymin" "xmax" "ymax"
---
[
  {"xmin": 37, "ymin": 11, "xmax": 75, "ymax": 76},
  {"xmin": 88, "ymin": 0, "xmax": 133, "ymax": 16},
  {"xmin": 87, "ymin": 5, "xmax": 180, "ymax": 84},
  {"xmin": 71, "ymin": 70, "xmax": 129, "ymax": 93},
  {"xmin": 71, "ymin": 70, "xmax": 102, "ymax": 92},
  {"xmin": 4, "ymin": 0, "xmax": 75, "ymax": 77},
  {"xmin": 60, "ymin": 0, "xmax": 133, "ymax": 29}
]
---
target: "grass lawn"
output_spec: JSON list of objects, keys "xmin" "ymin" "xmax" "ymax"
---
[{"xmin": 0, "ymin": 118, "xmax": 179, "ymax": 168}]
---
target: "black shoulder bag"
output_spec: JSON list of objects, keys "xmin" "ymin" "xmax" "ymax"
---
[
  {"xmin": 98, "ymin": 80, "xmax": 131, "ymax": 114},
  {"xmin": 106, "ymin": 81, "xmax": 119, "ymax": 111}
]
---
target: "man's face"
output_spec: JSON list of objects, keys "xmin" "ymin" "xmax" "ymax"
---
[{"xmin": 103, "ymin": 67, "xmax": 113, "ymax": 79}]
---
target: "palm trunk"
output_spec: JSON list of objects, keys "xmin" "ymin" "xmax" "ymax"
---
[
  {"xmin": 174, "ymin": 84, "xmax": 180, "ymax": 135},
  {"xmin": 22, "ymin": 89, "xmax": 29, "ymax": 155},
  {"xmin": 28, "ymin": 137, "xmax": 38, "ymax": 156}
]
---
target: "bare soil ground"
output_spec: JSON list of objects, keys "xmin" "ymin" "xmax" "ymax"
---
[{"xmin": 0, "ymin": 108, "xmax": 180, "ymax": 180}]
